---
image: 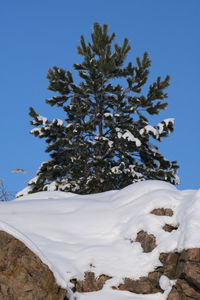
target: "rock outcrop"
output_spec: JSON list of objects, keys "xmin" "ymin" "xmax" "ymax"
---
[
  {"xmin": 1, "ymin": 206, "xmax": 200, "ymax": 300},
  {"xmin": 69, "ymin": 207, "xmax": 200, "ymax": 299},
  {"xmin": 71, "ymin": 249, "xmax": 200, "ymax": 299},
  {"xmin": 0, "ymin": 231, "xmax": 67, "ymax": 300},
  {"xmin": 168, "ymin": 248, "xmax": 200, "ymax": 299},
  {"xmin": 135, "ymin": 230, "xmax": 156, "ymax": 252},
  {"xmin": 70, "ymin": 272, "xmax": 111, "ymax": 293}
]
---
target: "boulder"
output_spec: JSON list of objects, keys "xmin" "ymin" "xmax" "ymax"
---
[
  {"xmin": 159, "ymin": 252, "xmax": 180, "ymax": 279},
  {"xmin": 0, "ymin": 231, "xmax": 67, "ymax": 300},
  {"xmin": 117, "ymin": 271, "xmax": 162, "ymax": 294},
  {"xmin": 150, "ymin": 208, "xmax": 174, "ymax": 216},
  {"xmin": 162, "ymin": 224, "xmax": 178, "ymax": 232},
  {"xmin": 167, "ymin": 249, "xmax": 200, "ymax": 299},
  {"xmin": 175, "ymin": 249, "xmax": 200, "ymax": 289},
  {"xmin": 168, "ymin": 279, "xmax": 200, "ymax": 300},
  {"xmin": 135, "ymin": 230, "xmax": 156, "ymax": 252}
]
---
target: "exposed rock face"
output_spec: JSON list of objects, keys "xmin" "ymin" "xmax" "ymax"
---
[
  {"xmin": 168, "ymin": 249, "xmax": 200, "ymax": 300},
  {"xmin": 150, "ymin": 208, "xmax": 174, "ymax": 216},
  {"xmin": 159, "ymin": 252, "xmax": 180, "ymax": 279},
  {"xmin": 0, "ymin": 231, "xmax": 67, "ymax": 300},
  {"xmin": 162, "ymin": 224, "xmax": 178, "ymax": 232},
  {"xmin": 70, "ymin": 272, "xmax": 111, "ymax": 293},
  {"xmin": 117, "ymin": 271, "xmax": 162, "ymax": 294},
  {"xmin": 168, "ymin": 279, "xmax": 200, "ymax": 300},
  {"xmin": 136, "ymin": 230, "xmax": 156, "ymax": 252}
]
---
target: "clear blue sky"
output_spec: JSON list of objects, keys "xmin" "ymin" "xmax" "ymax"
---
[{"xmin": 1, "ymin": 0, "xmax": 200, "ymax": 196}]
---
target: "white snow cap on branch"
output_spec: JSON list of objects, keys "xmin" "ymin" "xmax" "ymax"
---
[
  {"xmin": 30, "ymin": 128, "xmax": 43, "ymax": 135},
  {"xmin": 140, "ymin": 118, "xmax": 175, "ymax": 138},
  {"xmin": 37, "ymin": 115, "xmax": 48, "ymax": 125},
  {"xmin": 53, "ymin": 118, "xmax": 64, "ymax": 126},
  {"xmin": 157, "ymin": 118, "xmax": 175, "ymax": 134},
  {"xmin": 140, "ymin": 125, "xmax": 157, "ymax": 136},
  {"xmin": 117, "ymin": 129, "xmax": 141, "ymax": 147}
]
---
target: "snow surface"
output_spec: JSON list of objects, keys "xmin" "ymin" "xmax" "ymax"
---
[{"xmin": 0, "ymin": 180, "xmax": 199, "ymax": 299}]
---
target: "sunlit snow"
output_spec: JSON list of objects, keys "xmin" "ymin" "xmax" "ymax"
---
[{"xmin": 0, "ymin": 180, "xmax": 199, "ymax": 300}]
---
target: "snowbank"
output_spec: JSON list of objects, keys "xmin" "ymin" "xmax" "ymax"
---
[{"xmin": 0, "ymin": 180, "xmax": 199, "ymax": 299}]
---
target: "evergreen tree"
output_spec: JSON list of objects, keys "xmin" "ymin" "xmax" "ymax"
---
[{"xmin": 28, "ymin": 23, "xmax": 179, "ymax": 194}]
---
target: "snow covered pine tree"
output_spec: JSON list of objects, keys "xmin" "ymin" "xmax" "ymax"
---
[{"xmin": 28, "ymin": 23, "xmax": 179, "ymax": 194}]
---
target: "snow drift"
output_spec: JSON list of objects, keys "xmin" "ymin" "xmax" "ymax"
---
[{"xmin": 0, "ymin": 180, "xmax": 199, "ymax": 299}]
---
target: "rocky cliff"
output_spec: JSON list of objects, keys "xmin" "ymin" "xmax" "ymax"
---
[
  {"xmin": 1, "ymin": 229, "xmax": 200, "ymax": 299},
  {"xmin": 0, "ymin": 231, "xmax": 67, "ymax": 300}
]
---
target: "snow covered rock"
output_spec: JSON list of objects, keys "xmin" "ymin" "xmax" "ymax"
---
[
  {"xmin": 0, "ymin": 180, "xmax": 200, "ymax": 299},
  {"xmin": 0, "ymin": 231, "xmax": 67, "ymax": 300},
  {"xmin": 69, "ymin": 249, "xmax": 200, "ymax": 299},
  {"xmin": 168, "ymin": 248, "xmax": 200, "ymax": 299}
]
